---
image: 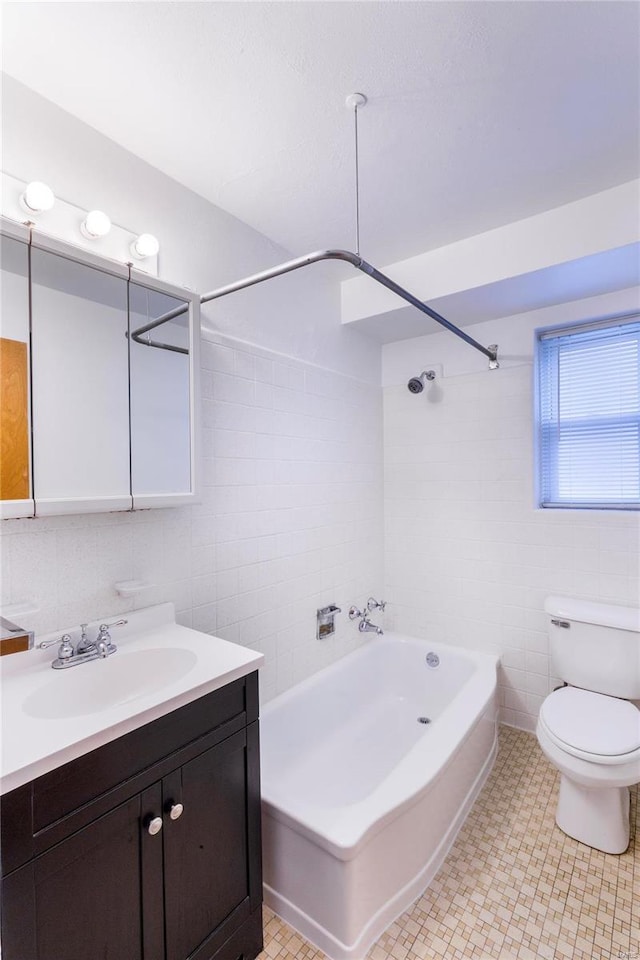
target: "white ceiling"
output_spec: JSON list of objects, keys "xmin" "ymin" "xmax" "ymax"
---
[{"xmin": 2, "ymin": 1, "xmax": 639, "ymax": 265}]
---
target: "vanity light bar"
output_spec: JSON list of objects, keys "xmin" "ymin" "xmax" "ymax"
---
[{"xmin": 16, "ymin": 179, "xmax": 159, "ymax": 258}]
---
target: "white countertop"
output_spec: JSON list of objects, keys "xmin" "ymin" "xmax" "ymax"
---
[{"xmin": 0, "ymin": 603, "xmax": 263, "ymax": 794}]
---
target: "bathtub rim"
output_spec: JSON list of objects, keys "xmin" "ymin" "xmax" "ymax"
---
[{"xmin": 261, "ymin": 633, "xmax": 499, "ymax": 859}]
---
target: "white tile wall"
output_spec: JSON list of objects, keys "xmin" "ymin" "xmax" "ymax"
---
[
  {"xmin": 384, "ymin": 361, "xmax": 640, "ymax": 731},
  {"xmin": 0, "ymin": 331, "xmax": 383, "ymax": 703}
]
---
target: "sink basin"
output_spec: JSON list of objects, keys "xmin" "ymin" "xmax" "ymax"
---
[
  {"xmin": 1, "ymin": 603, "xmax": 264, "ymax": 794},
  {"xmin": 23, "ymin": 647, "xmax": 198, "ymax": 719}
]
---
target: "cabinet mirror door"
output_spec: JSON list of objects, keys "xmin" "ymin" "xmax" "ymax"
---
[
  {"xmin": 0, "ymin": 230, "xmax": 33, "ymax": 518},
  {"xmin": 129, "ymin": 276, "xmax": 199, "ymax": 507},
  {"xmin": 30, "ymin": 244, "xmax": 131, "ymax": 515}
]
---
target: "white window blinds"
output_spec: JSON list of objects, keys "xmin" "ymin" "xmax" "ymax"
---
[{"xmin": 537, "ymin": 316, "xmax": 640, "ymax": 509}]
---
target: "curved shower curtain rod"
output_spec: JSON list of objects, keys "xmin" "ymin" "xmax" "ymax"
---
[{"xmin": 130, "ymin": 247, "xmax": 499, "ymax": 367}]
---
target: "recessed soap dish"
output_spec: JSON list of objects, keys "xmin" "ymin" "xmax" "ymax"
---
[{"xmin": 114, "ymin": 580, "xmax": 155, "ymax": 598}]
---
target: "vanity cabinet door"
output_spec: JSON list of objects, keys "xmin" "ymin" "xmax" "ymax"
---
[
  {"xmin": 2, "ymin": 795, "xmax": 147, "ymax": 960},
  {"xmin": 162, "ymin": 724, "xmax": 262, "ymax": 960}
]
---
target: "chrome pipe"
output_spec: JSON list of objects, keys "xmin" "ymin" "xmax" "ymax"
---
[
  {"xmin": 129, "ymin": 330, "xmax": 189, "ymax": 355},
  {"xmin": 200, "ymin": 249, "xmax": 363, "ymax": 303},
  {"xmin": 363, "ymin": 263, "xmax": 498, "ymax": 363},
  {"xmin": 130, "ymin": 247, "xmax": 499, "ymax": 365},
  {"xmin": 128, "ymin": 301, "xmax": 190, "ymax": 355},
  {"xmin": 200, "ymin": 248, "xmax": 497, "ymax": 363}
]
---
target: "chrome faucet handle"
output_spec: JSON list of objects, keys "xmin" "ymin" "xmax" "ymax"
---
[
  {"xmin": 97, "ymin": 618, "xmax": 127, "ymax": 639},
  {"xmin": 348, "ymin": 605, "xmax": 364, "ymax": 620},
  {"xmin": 366, "ymin": 597, "xmax": 386, "ymax": 613},
  {"xmin": 39, "ymin": 634, "xmax": 74, "ymax": 659},
  {"xmin": 39, "ymin": 633, "xmax": 71, "ymax": 649},
  {"xmin": 95, "ymin": 618, "xmax": 127, "ymax": 655}
]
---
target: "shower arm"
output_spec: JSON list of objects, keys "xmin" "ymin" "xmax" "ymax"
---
[{"xmin": 129, "ymin": 248, "xmax": 499, "ymax": 366}]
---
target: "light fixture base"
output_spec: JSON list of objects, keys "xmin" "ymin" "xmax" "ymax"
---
[{"xmin": 345, "ymin": 92, "xmax": 367, "ymax": 110}]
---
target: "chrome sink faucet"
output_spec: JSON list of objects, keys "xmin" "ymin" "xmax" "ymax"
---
[{"xmin": 39, "ymin": 619, "xmax": 127, "ymax": 669}]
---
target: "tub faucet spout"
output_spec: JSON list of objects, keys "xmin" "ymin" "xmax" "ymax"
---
[{"xmin": 348, "ymin": 604, "xmax": 384, "ymax": 636}]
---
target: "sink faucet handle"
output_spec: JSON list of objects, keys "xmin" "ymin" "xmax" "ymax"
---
[
  {"xmin": 39, "ymin": 634, "xmax": 74, "ymax": 659},
  {"xmin": 39, "ymin": 633, "xmax": 70, "ymax": 649},
  {"xmin": 96, "ymin": 619, "xmax": 128, "ymax": 648}
]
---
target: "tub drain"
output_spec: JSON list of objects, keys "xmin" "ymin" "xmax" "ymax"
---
[{"xmin": 417, "ymin": 716, "xmax": 431, "ymax": 725}]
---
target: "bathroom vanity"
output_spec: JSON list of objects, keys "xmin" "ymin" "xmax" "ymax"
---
[{"xmin": 0, "ymin": 606, "xmax": 264, "ymax": 960}]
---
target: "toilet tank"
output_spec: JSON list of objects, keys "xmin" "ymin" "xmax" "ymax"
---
[{"xmin": 545, "ymin": 596, "xmax": 640, "ymax": 699}]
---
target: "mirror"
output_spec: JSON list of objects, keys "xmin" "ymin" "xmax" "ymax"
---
[
  {"xmin": 129, "ymin": 280, "xmax": 193, "ymax": 505},
  {"xmin": 30, "ymin": 245, "xmax": 131, "ymax": 514},
  {"xmin": 0, "ymin": 223, "xmax": 200, "ymax": 518},
  {"xmin": 0, "ymin": 230, "xmax": 32, "ymax": 516}
]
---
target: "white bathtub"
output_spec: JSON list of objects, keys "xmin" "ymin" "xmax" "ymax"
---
[{"xmin": 260, "ymin": 633, "xmax": 499, "ymax": 960}]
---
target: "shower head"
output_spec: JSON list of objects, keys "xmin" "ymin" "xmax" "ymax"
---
[{"xmin": 407, "ymin": 370, "xmax": 436, "ymax": 394}]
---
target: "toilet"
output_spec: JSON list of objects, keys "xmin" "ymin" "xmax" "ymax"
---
[{"xmin": 536, "ymin": 596, "xmax": 640, "ymax": 855}]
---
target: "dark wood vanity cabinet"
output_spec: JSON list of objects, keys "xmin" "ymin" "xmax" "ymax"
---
[{"xmin": 0, "ymin": 673, "xmax": 263, "ymax": 960}]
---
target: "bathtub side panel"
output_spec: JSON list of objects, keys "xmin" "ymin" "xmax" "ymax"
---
[
  {"xmin": 262, "ymin": 809, "xmax": 355, "ymax": 951},
  {"xmin": 263, "ymin": 693, "xmax": 498, "ymax": 960},
  {"xmin": 347, "ymin": 700, "xmax": 497, "ymax": 953}
]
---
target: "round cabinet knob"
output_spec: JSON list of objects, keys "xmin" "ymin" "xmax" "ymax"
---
[
  {"xmin": 146, "ymin": 816, "xmax": 163, "ymax": 836},
  {"xmin": 169, "ymin": 802, "xmax": 184, "ymax": 821}
]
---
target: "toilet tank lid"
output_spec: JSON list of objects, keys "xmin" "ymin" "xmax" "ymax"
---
[{"xmin": 545, "ymin": 596, "xmax": 640, "ymax": 633}]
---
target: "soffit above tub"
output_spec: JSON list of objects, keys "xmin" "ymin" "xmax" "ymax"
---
[
  {"xmin": 2, "ymin": 2, "xmax": 639, "ymax": 266},
  {"xmin": 341, "ymin": 182, "xmax": 640, "ymax": 341}
]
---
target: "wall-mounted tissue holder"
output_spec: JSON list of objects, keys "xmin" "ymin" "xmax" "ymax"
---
[{"xmin": 316, "ymin": 604, "xmax": 341, "ymax": 640}]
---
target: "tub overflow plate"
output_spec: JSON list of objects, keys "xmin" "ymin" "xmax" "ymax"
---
[{"xmin": 425, "ymin": 652, "xmax": 440, "ymax": 668}]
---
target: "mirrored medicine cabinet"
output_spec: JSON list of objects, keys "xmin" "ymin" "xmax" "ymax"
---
[{"xmin": 0, "ymin": 218, "xmax": 200, "ymax": 519}]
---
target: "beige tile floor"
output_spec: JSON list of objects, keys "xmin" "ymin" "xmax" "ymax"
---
[{"xmin": 258, "ymin": 725, "xmax": 638, "ymax": 960}]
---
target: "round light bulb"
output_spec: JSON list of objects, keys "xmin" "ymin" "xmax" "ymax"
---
[
  {"xmin": 20, "ymin": 181, "xmax": 55, "ymax": 214},
  {"xmin": 80, "ymin": 210, "xmax": 111, "ymax": 239},
  {"xmin": 130, "ymin": 233, "xmax": 160, "ymax": 259}
]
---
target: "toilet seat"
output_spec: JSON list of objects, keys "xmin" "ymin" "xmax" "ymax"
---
[{"xmin": 539, "ymin": 687, "xmax": 640, "ymax": 765}]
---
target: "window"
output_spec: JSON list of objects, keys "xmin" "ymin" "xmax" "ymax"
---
[{"xmin": 536, "ymin": 315, "xmax": 640, "ymax": 510}]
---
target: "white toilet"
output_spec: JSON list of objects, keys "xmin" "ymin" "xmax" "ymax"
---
[{"xmin": 536, "ymin": 596, "xmax": 640, "ymax": 854}]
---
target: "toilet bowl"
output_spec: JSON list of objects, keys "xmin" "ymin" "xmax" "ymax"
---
[
  {"xmin": 536, "ymin": 687, "xmax": 640, "ymax": 853},
  {"xmin": 536, "ymin": 597, "xmax": 640, "ymax": 855}
]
